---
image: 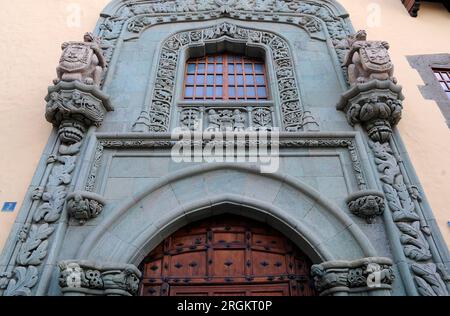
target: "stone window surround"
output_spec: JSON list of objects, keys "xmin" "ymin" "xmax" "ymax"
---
[
  {"xmin": 171, "ymin": 36, "xmax": 283, "ymax": 131},
  {"xmin": 408, "ymin": 53, "xmax": 450, "ymax": 128}
]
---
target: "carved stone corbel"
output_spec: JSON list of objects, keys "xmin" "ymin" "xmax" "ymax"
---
[
  {"xmin": 66, "ymin": 191, "xmax": 106, "ymax": 224},
  {"xmin": 45, "ymin": 81, "xmax": 113, "ymax": 129},
  {"xmin": 311, "ymin": 257, "xmax": 395, "ymax": 296},
  {"xmin": 337, "ymin": 80, "xmax": 404, "ymax": 143},
  {"xmin": 346, "ymin": 190, "xmax": 385, "ymax": 223},
  {"xmin": 58, "ymin": 260, "xmax": 141, "ymax": 296}
]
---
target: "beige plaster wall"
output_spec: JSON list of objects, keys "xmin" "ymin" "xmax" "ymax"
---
[{"xmin": 0, "ymin": 0, "xmax": 448, "ymax": 252}]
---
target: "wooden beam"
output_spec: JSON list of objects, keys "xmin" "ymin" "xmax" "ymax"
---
[{"xmin": 402, "ymin": 0, "xmax": 421, "ymax": 17}]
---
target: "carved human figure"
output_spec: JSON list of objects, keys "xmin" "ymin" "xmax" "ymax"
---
[
  {"xmin": 55, "ymin": 32, "xmax": 106, "ymax": 86},
  {"xmin": 344, "ymin": 30, "xmax": 396, "ymax": 85},
  {"xmin": 67, "ymin": 193, "xmax": 90, "ymax": 223},
  {"xmin": 206, "ymin": 109, "xmax": 221, "ymax": 132},
  {"xmin": 220, "ymin": 110, "xmax": 234, "ymax": 131},
  {"xmin": 233, "ymin": 109, "xmax": 246, "ymax": 131}
]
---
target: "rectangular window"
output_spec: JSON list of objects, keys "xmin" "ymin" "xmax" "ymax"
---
[
  {"xmin": 433, "ymin": 68, "xmax": 450, "ymax": 100},
  {"xmin": 184, "ymin": 54, "xmax": 269, "ymax": 101}
]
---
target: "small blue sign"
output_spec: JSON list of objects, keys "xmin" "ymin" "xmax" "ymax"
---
[{"xmin": 2, "ymin": 202, "xmax": 17, "ymax": 212}]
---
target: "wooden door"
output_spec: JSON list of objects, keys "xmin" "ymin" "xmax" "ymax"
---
[{"xmin": 139, "ymin": 215, "xmax": 316, "ymax": 296}]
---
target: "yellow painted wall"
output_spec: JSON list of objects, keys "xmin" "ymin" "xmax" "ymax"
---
[{"xmin": 0, "ymin": 0, "xmax": 449, "ymax": 252}]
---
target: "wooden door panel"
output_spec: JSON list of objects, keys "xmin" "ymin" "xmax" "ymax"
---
[
  {"xmin": 170, "ymin": 284, "xmax": 289, "ymax": 296},
  {"xmin": 140, "ymin": 215, "xmax": 316, "ymax": 296},
  {"xmin": 169, "ymin": 251, "xmax": 207, "ymax": 277},
  {"xmin": 212, "ymin": 249, "xmax": 246, "ymax": 276},
  {"xmin": 251, "ymin": 251, "xmax": 287, "ymax": 276}
]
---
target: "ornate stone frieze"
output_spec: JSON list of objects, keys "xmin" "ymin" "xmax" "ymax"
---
[
  {"xmin": 55, "ymin": 32, "xmax": 106, "ymax": 87},
  {"xmin": 337, "ymin": 80, "xmax": 404, "ymax": 143},
  {"xmin": 133, "ymin": 22, "xmax": 316, "ymax": 133},
  {"xmin": 58, "ymin": 260, "xmax": 141, "ymax": 296},
  {"xmin": 346, "ymin": 190, "xmax": 385, "ymax": 224},
  {"xmin": 178, "ymin": 106, "xmax": 274, "ymax": 131},
  {"xmin": 66, "ymin": 191, "xmax": 106, "ymax": 224},
  {"xmin": 311, "ymin": 257, "xmax": 395, "ymax": 296},
  {"xmin": 45, "ymin": 81, "xmax": 113, "ymax": 128}
]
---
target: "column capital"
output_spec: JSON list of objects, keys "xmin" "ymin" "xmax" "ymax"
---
[
  {"xmin": 59, "ymin": 260, "xmax": 141, "ymax": 296},
  {"xmin": 311, "ymin": 257, "xmax": 395, "ymax": 296}
]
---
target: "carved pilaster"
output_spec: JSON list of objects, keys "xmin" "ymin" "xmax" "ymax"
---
[
  {"xmin": 337, "ymin": 30, "xmax": 449, "ymax": 296},
  {"xmin": 346, "ymin": 190, "xmax": 385, "ymax": 224},
  {"xmin": 1, "ymin": 32, "xmax": 114, "ymax": 296},
  {"xmin": 58, "ymin": 261, "xmax": 141, "ymax": 296},
  {"xmin": 311, "ymin": 257, "xmax": 395, "ymax": 296}
]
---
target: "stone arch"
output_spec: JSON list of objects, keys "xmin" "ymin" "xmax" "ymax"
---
[{"xmin": 77, "ymin": 164, "xmax": 377, "ymax": 266}]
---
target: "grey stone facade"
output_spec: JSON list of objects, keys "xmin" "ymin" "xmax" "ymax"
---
[{"xmin": 0, "ymin": 0, "xmax": 449, "ymax": 296}]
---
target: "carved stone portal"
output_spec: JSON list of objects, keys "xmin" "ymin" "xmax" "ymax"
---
[
  {"xmin": 346, "ymin": 190, "xmax": 385, "ymax": 223},
  {"xmin": 336, "ymin": 80, "xmax": 404, "ymax": 143},
  {"xmin": 311, "ymin": 257, "xmax": 395, "ymax": 296},
  {"xmin": 58, "ymin": 260, "xmax": 141, "ymax": 296},
  {"xmin": 54, "ymin": 32, "xmax": 106, "ymax": 87}
]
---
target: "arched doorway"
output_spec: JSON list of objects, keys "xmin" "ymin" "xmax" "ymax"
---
[{"xmin": 139, "ymin": 215, "xmax": 317, "ymax": 296}]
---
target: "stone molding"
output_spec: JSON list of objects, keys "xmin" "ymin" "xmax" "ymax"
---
[
  {"xmin": 311, "ymin": 257, "xmax": 394, "ymax": 296},
  {"xmin": 346, "ymin": 190, "xmax": 385, "ymax": 224},
  {"xmin": 58, "ymin": 260, "xmax": 141, "ymax": 296}
]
